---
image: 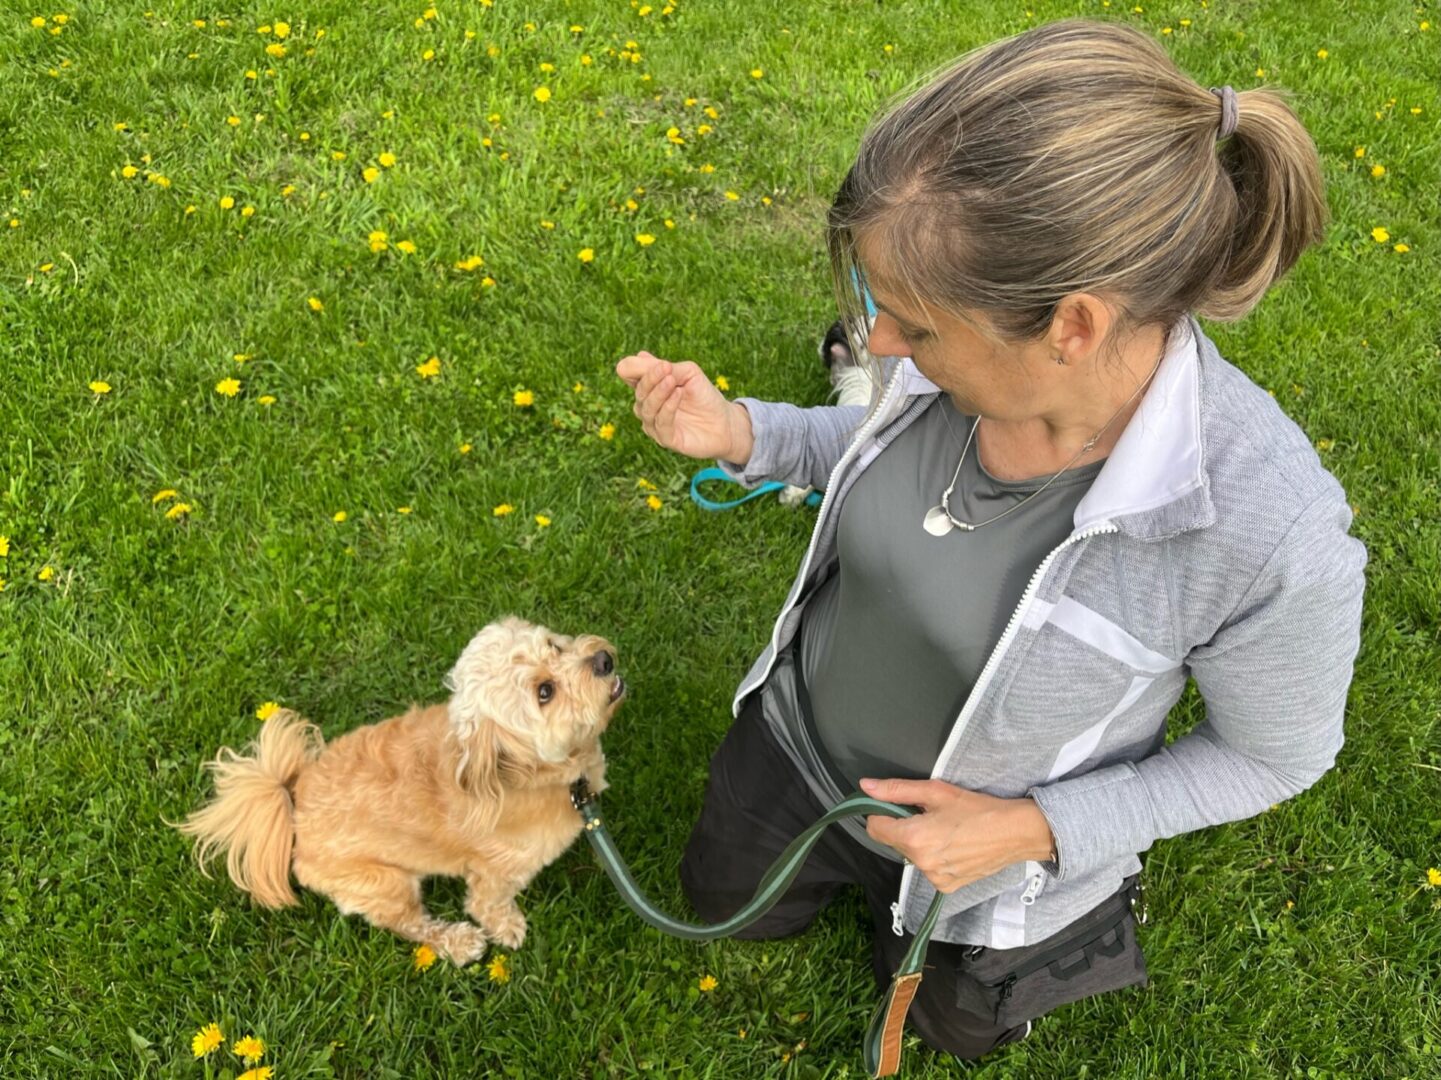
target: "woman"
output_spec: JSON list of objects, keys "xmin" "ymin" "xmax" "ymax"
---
[{"xmin": 616, "ymin": 18, "xmax": 1366, "ymax": 1062}]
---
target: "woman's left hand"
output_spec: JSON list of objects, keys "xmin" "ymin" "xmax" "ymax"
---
[{"xmin": 859, "ymin": 777, "xmax": 1057, "ymax": 894}]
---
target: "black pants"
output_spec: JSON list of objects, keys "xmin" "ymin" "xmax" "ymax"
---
[{"xmin": 679, "ymin": 693, "xmax": 1148, "ymax": 1061}]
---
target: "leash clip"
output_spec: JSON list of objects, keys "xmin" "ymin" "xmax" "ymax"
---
[{"xmin": 570, "ymin": 776, "xmax": 596, "ymax": 812}]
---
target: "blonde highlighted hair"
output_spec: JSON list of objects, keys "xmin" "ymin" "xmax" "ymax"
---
[{"xmin": 826, "ymin": 17, "xmax": 1329, "ymax": 390}]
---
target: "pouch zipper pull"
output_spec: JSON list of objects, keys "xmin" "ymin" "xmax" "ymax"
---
[
  {"xmin": 890, "ymin": 901, "xmax": 905, "ymax": 936},
  {"xmin": 998, "ymin": 973, "xmax": 1017, "ymax": 1003},
  {"xmin": 1020, "ymin": 871, "xmax": 1046, "ymax": 907}
]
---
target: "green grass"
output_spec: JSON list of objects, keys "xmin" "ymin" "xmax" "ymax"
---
[{"xmin": 1, "ymin": 1, "xmax": 1438, "ymax": 1076}]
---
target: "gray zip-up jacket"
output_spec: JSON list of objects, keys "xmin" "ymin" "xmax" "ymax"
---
[{"xmin": 717, "ymin": 314, "xmax": 1367, "ymax": 948}]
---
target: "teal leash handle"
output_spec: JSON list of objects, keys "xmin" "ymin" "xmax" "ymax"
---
[
  {"xmin": 689, "ymin": 466, "xmax": 823, "ymax": 511},
  {"xmin": 570, "ymin": 777, "xmax": 945, "ymax": 1077}
]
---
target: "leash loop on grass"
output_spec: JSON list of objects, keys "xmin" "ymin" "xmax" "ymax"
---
[
  {"xmin": 570, "ymin": 777, "xmax": 945, "ymax": 1077},
  {"xmin": 688, "ymin": 466, "xmax": 823, "ymax": 510}
]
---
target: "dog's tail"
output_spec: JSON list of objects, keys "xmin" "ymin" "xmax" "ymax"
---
[{"xmin": 174, "ymin": 709, "xmax": 323, "ymax": 909}]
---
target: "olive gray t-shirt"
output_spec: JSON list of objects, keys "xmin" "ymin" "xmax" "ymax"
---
[{"xmin": 761, "ymin": 394, "xmax": 1103, "ymax": 859}]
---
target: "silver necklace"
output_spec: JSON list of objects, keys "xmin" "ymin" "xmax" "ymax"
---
[{"xmin": 921, "ymin": 335, "xmax": 1168, "ymax": 538}]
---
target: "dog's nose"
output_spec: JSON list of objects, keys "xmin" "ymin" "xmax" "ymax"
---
[{"xmin": 590, "ymin": 650, "xmax": 614, "ymax": 677}]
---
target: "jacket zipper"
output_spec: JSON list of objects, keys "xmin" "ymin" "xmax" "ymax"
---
[
  {"xmin": 734, "ymin": 361, "xmax": 910, "ymax": 711},
  {"xmin": 891, "ymin": 519, "xmax": 1120, "ymax": 935}
]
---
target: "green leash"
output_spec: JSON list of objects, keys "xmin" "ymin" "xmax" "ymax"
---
[{"xmin": 570, "ymin": 777, "xmax": 945, "ymax": 1077}]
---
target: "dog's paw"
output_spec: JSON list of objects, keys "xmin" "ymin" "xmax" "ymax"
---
[
  {"xmin": 481, "ymin": 904, "xmax": 527, "ymax": 950},
  {"xmin": 435, "ymin": 922, "xmax": 489, "ymax": 966}
]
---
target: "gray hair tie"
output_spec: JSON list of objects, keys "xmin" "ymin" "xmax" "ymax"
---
[{"xmin": 1209, "ymin": 85, "xmax": 1239, "ymax": 139}]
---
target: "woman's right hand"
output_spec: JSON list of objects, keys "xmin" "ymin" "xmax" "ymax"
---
[{"xmin": 615, "ymin": 350, "xmax": 753, "ymax": 464}]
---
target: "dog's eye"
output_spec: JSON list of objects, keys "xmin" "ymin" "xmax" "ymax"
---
[{"xmin": 537, "ymin": 680, "xmax": 555, "ymax": 704}]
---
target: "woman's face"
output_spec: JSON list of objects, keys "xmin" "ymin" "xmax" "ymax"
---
[
  {"xmin": 855, "ymin": 231, "xmax": 1062, "ymax": 421},
  {"xmin": 863, "ymin": 278, "xmax": 1055, "ymax": 424}
]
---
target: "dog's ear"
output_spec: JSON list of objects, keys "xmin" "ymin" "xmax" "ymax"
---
[{"xmin": 447, "ymin": 675, "xmax": 505, "ymax": 833}]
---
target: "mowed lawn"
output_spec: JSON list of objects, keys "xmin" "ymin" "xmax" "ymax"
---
[{"xmin": 1, "ymin": 1, "xmax": 1438, "ymax": 1076}]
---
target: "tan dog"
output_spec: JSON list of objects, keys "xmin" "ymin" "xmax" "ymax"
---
[{"xmin": 175, "ymin": 616, "xmax": 625, "ymax": 964}]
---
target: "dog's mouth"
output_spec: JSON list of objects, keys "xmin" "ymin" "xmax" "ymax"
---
[{"xmin": 608, "ymin": 675, "xmax": 626, "ymax": 703}]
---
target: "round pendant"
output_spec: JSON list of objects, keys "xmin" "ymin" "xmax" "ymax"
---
[{"xmin": 922, "ymin": 505, "xmax": 955, "ymax": 536}]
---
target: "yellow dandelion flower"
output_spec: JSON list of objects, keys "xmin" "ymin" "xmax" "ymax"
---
[
  {"xmin": 646, "ymin": 494, "xmax": 663, "ymax": 511},
  {"xmin": 39, "ymin": 262, "xmax": 54, "ymax": 272},
  {"xmin": 273, "ymin": 20, "xmax": 290, "ymax": 38},
  {"xmin": 664, "ymin": 219, "xmax": 675, "ymax": 229},
  {"xmin": 1315, "ymin": 439, "xmax": 1334, "ymax": 451},
  {"xmin": 636, "ymin": 477, "xmax": 657, "ymax": 491},
  {"xmin": 1316, "ymin": 48, "xmax": 1328, "ymax": 59},
  {"xmin": 534, "ymin": 515, "xmax": 551, "ymax": 528},
  {"xmin": 332, "ymin": 510, "xmax": 347, "ymax": 523},
  {"xmin": 89, "ymin": 380, "xmax": 112, "ymax": 395},
  {"xmin": 599, "ymin": 423, "xmax": 616, "ymax": 440},
  {"xmin": 258, "ymin": 394, "xmax": 277, "ymax": 405},
  {"xmin": 488, "ymin": 953, "xmax": 512, "ymax": 982},
  {"xmin": 1427, "ymin": 868, "xmax": 1441, "ymax": 887},
  {"xmin": 513, "ymin": 389, "xmax": 535, "ymax": 407},
  {"xmin": 636, "ymin": 233, "xmax": 656, "ymax": 246},
  {"xmin": 227, "ymin": 115, "xmax": 241, "ymax": 127},
  {"xmin": 1371, "ymin": 164, "xmax": 1385, "ymax": 178},
  {"xmin": 185, "ymin": 205, "xmax": 197, "ymax": 215},
  {"xmin": 240, "ymin": 205, "xmax": 255, "ymax": 218},
  {"xmin": 750, "ymin": 68, "xmax": 763, "ymax": 78},
  {"xmin": 1411, "ymin": 107, "xmax": 1423, "ymax": 115},
  {"xmin": 363, "ymin": 166, "xmax": 380, "ymax": 183},
  {"xmin": 396, "ymin": 240, "xmax": 417, "ymax": 255},
  {"xmin": 191, "ymin": 1023, "xmax": 224, "ymax": 1058},
  {"xmin": 280, "ymin": 184, "xmax": 296, "ymax": 196},
  {"xmin": 1394, "ymin": 243, "xmax": 1410, "ymax": 253},
  {"xmin": 422, "ymin": 48, "xmax": 436, "ymax": 60},
  {"xmin": 232, "ymin": 1035, "xmax": 265, "ymax": 1064},
  {"xmin": 368, "ymin": 230, "xmax": 389, "ymax": 252},
  {"xmin": 459, "ymin": 443, "xmax": 473, "ymax": 454},
  {"xmin": 454, "ymin": 254, "xmax": 484, "ymax": 271},
  {"xmin": 151, "ymin": 489, "xmax": 179, "ymax": 505},
  {"xmin": 540, "ymin": 220, "xmax": 555, "ymax": 229},
  {"xmin": 698, "ymin": 974, "xmax": 718, "ymax": 992},
  {"xmin": 724, "ymin": 190, "xmax": 740, "ymax": 201},
  {"xmin": 699, "ymin": 163, "xmax": 715, "ymax": 174},
  {"xmin": 416, "ymin": 356, "xmax": 441, "ymax": 379},
  {"xmin": 578, "ymin": 248, "xmax": 595, "ymax": 263},
  {"xmin": 121, "ymin": 164, "xmax": 139, "ymax": 179},
  {"xmin": 219, "ymin": 195, "xmax": 235, "ymax": 210},
  {"xmin": 216, "ymin": 378, "xmax": 241, "ymax": 397},
  {"xmin": 308, "ymin": 296, "xmax": 324, "ymax": 312},
  {"xmin": 266, "ymin": 42, "xmax": 286, "ymax": 58},
  {"xmin": 397, "ymin": 506, "xmax": 412, "ymax": 514},
  {"xmin": 414, "ymin": 943, "xmax": 438, "ymax": 970},
  {"xmin": 378, "ymin": 151, "xmax": 397, "ymax": 168},
  {"xmin": 238, "ymin": 1069, "xmax": 273, "ymax": 1080},
  {"xmin": 493, "ymin": 503, "xmax": 514, "ymax": 516},
  {"xmin": 1354, "ymin": 146, "xmax": 1366, "ymax": 158},
  {"xmin": 31, "ymin": 16, "xmax": 46, "ymax": 28},
  {"xmin": 534, "ymin": 86, "xmax": 552, "ymax": 103},
  {"xmin": 714, "ymin": 375, "xmax": 730, "ymax": 391},
  {"xmin": 256, "ymin": 701, "xmax": 280, "ymax": 721},
  {"xmin": 1371, "ymin": 227, "xmax": 1390, "ymax": 243},
  {"xmin": 704, "ymin": 106, "xmax": 719, "ymax": 120},
  {"xmin": 0, "ymin": 535, "xmax": 8, "ymax": 556},
  {"xmin": 38, "ymin": 565, "xmax": 55, "ymax": 582}
]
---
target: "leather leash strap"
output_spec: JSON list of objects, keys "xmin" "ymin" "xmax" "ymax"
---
[{"xmin": 571, "ymin": 777, "xmax": 944, "ymax": 1077}]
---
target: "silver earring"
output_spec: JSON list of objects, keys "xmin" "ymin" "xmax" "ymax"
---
[{"xmin": 1053, "ymin": 354, "xmax": 1066, "ymax": 366}]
